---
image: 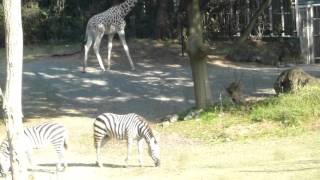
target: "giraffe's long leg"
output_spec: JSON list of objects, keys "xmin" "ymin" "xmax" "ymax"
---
[
  {"xmin": 83, "ymin": 34, "xmax": 93, "ymax": 73},
  {"xmin": 107, "ymin": 33, "xmax": 115, "ymax": 70},
  {"xmin": 118, "ymin": 30, "xmax": 135, "ymax": 71},
  {"xmin": 93, "ymin": 31, "xmax": 106, "ymax": 72}
]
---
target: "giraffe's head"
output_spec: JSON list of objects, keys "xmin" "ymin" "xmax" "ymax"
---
[{"xmin": 148, "ymin": 137, "xmax": 160, "ymax": 167}]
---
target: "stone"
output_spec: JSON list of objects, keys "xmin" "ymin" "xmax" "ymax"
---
[
  {"xmin": 169, "ymin": 114, "xmax": 179, "ymax": 123},
  {"xmin": 273, "ymin": 67, "xmax": 320, "ymax": 94},
  {"xmin": 184, "ymin": 109, "xmax": 203, "ymax": 121},
  {"xmin": 225, "ymin": 81, "xmax": 244, "ymax": 104}
]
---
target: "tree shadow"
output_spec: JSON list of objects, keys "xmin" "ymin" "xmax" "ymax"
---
[
  {"xmin": 1, "ymin": 40, "xmax": 319, "ymax": 121},
  {"xmin": 37, "ymin": 162, "xmax": 153, "ymax": 168},
  {"xmin": 239, "ymin": 166, "xmax": 320, "ymax": 173},
  {"xmin": 238, "ymin": 159, "xmax": 320, "ymax": 173}
]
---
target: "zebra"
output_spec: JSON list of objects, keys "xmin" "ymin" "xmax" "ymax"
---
[
  {"xmin": 0, "ymin": 123, "xmax": 68, "ymax": 175},
  {"xmin": 94, "ymin": 113, "xmax": 160, "ymax": 167}
]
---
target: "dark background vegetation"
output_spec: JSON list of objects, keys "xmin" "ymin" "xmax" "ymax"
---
[{"xmin": 0, "ymin": 0, "xmax": 296, "ymax": 46}]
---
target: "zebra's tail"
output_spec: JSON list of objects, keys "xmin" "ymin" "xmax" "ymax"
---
[
  {"xmin": 64, "ymin": 132, "xmax": 68, "ymax": 150},
  {"xmin": 64, "ymin": 139, "xmax": 68, "ymax": 150}
]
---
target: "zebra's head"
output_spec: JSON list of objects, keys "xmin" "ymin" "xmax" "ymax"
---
[
  {"xmin": 0, "ymin": 154, "xmax": 10, "ymax": 176},
  {"xmin": 148, "ymin": 137, "xmax": 160, "ymax": 167},
  {"xmin": 0, "ymin": 140, "xmax": 10, "ymax": 176}
]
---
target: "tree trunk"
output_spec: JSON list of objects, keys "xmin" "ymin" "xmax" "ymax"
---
[
  {"xmin": 186, "ymin": 0, "xmax": 212, "ymax": 109},
  {"xmin": 154, "ymin": 0, "xmax": 169, "ymax": 39},
  {"xmin": 237, "ymin": 0, "xmax": 272, "ymax": 43},
  {"xmin": 3, "ymin": 0, "xmax": 27, "ymax": 179}
]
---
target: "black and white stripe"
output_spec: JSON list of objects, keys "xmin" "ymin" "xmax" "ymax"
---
[
  {"xmin": 94, "ymin": 113, "xmax": 160, "ymax": 167},
  {"xmin": 0, "ymin": 123, "xmax": 68, "ymax": 174}
]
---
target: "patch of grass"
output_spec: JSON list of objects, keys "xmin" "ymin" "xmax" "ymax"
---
[
  {"xmin": 159, "ymin": 85, "xmax": 320, "ymax": 143},
  {"xmin": 249, "ymin": 85, "xmax": 320, "ymax": 125}
]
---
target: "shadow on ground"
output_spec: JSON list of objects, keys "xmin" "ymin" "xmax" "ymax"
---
[{"xmin": 1, "ymin": 40, "xmax": 320, "ymax": 121}]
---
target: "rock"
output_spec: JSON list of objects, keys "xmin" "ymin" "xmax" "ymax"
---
[
  {"xmin": 184, "ymin": 109, "xmax": 203, "ymax": 121},
  {"xmin": 161, "ymin": 121, "xmax": 170, "ymax": 127},
  {"xmin": 225, "ymin": 81, "xmax": 244, "ymax": 104},
  {"xmin": 274, "ymin": 67, "xmax": 320, "ymax": 94},
  {"xmin": 169, "ymin": 114, "xmax": 179, "ymax": 123},
  {"xmin": 160, "ymin": 114, "xmax": 179, "ymax": 123}
]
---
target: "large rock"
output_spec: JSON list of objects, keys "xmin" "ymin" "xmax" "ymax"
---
[
  {"xmin": 225, "ymin": 81, "xmax": 244, "ymax": 104},
  {"xmin": 274, "ymin": 67, "xmax": 320, "ymax": 94}
]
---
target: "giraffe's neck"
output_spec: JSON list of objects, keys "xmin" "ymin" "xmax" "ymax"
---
[{"xmin": 119, "ymin": 0, "xmax": 138, "ymax": 17}]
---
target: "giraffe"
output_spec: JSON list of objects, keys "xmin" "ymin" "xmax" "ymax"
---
[{"xmin": 83, "ymin": 0, "xmax": 138, "ymax": 72}]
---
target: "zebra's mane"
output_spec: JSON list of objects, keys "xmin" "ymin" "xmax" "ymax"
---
[{"xmin": 138, "ymin": 116, "xmax": 157, "ymax": 144}]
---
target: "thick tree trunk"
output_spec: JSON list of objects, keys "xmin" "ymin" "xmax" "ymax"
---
[
  {"xmin": 186, "ymin": 0, "xmax": 212, "ymax": 109},
  {"xmin": 154, "ymin": 0, "xmax": 169, "ymax": 39},
  {"xmin": 3, "ymin": 0, "xmax": 27, "ymax": 179},
  {"xmin": 238, "ymin": 0, "xmax": 272, "ymax": 43}
]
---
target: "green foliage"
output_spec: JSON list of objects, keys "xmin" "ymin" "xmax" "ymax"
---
[
  {"xmin": 249, "ymin": 85, "xmax": 320, "ymax": 125},
  {"xmin": 160, "ymin": 85, "xmax": 320, "ymax": 143},
  {"xmin": 21, "ymin": 6, "xmax": 86, "ymax": 44}
]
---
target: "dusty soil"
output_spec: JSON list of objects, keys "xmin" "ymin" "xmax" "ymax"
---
[
  {"xmin": 0, "ymin": 117, "xmax": 319, "ymax": 180},
  {"xmin": 0, "ymin": 40, "xmax": 320, "ymax": 179}
]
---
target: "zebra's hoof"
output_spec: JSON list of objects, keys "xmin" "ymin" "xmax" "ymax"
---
[
  {"xmin": 96, "ymin": 162, "xmax": 103, "ymax": 167},
  {"xmin": 56, "ymin": 166, "xmax": 66, "ymax": 172}
]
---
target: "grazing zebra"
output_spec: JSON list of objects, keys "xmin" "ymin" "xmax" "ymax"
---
[
  {"xmin": 94, "ymin": 113, "xmax": 160, "ymax": 167},
  {"xmin": 0, "ymin": 123, "xmax": 68, "ymax": 175}
]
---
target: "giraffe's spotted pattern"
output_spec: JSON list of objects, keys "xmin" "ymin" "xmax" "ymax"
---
[
  {"xmin": 86, "ymin": 0, "xmax": 138, "ymax": 35},
  {"xmin": 83, "ymin": 0, "xmax": 138, "ymax": 72}
]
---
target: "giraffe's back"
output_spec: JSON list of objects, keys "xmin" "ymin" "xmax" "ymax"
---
[{"xmin": 87, "ymin": 6, "xmax": 126, "ymax": 35}]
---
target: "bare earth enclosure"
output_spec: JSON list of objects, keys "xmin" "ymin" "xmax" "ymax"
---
[{"xmin": 0, "ymin": 40, "xmax": 319, "ymax": 179}]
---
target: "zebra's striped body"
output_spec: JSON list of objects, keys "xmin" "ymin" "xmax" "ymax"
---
[
  {"xmin": 94, "ymin": 113, "xmax": 160, "ymax": 167},
  {"xmin": 0, "ymin": 123, "xmax": 68, "ymax": 175}
]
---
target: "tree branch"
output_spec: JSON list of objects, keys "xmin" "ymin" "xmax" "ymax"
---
[
  {"xmin": 237, "ymin": 0, "xmax": 272, "ymax": 44},
  {"xmin": 0, "ymin": 87, "xmax": 3, "ymax": 102}
]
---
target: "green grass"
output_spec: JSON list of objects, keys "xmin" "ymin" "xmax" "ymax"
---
[{"xmin": 158, "ymin": 85, "xmax": 320, "ymax": 143}]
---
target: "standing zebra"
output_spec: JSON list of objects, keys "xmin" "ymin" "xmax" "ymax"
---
[
  {"xmin": 94, "ymin": 113, "xmax": 160, "ymax": 167},
  {"xmin": 0, "ymin": 123, "xmax": 68, "ymax": 175}
]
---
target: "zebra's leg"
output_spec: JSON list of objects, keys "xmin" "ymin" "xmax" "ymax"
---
[
  {"xmin": 137, "ymin": 138, "xmax": 144, "ymax": 167},
  {"xmin": 54, "ymin": 140, "xmax": 67, "ymax": 172},
  {"xmin": 106, "ymin": 33, "xmax": 115, "ymax": 70},
  {"xmin": 95, "ymin": 140, "xmax": 102, "ymax": 167},
  {"xmin": 63, "ymin": 138, "xmax": 68, "ymax": 169},
  {"xmin": 26, "ymin": 150, "xmax": 34, "ymax": 170},
  {"xmin": 125, "ymin": 138, "xmax": 133, "ymax": 167},
  {"xmin": 95, "ymin": 136, "xmax": 109, "ymax": 167},
  {"xmin": 83, "ymin": 34, "xmax": 93, "ymax": 73},
  {"xmin": 118, "ymin": 30, "xmax": 135, "ymax": 71}
]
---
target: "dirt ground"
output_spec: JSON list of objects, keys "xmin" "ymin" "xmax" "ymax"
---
[
  {"xmin": 0, "ymin": 40, "xmax": 320, "ymax": 179},
  {"xmin": 0, "ymin": 117, "xmax": 319, "ymax": 180}
]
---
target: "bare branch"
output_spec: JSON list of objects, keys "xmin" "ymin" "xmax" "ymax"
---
[{"xmin": 0, "ymin": 87, "xmax": 3, "ymax": 102}]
